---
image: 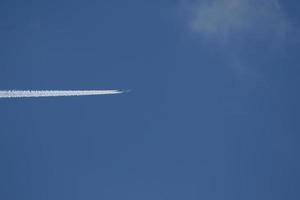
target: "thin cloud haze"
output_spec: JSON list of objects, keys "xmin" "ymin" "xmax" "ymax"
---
[
  {"xmin": 186, "ymin": 0, "xmax": 288, "ymax": 42},
  {"xmin": 0, "ymin": 90, "xmax": 123, "ymax": 98},
  {"xmin": 180, "ymin": 0, "xmax": 291, "ymax": 82}
]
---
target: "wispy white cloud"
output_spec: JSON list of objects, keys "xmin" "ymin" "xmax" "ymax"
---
[
  {"xmin": 180, "ymin": 0, "xmax": 290, "ymax": 82},
  {"xmin": 186, "ymin": 0, "xmax": 288, "ymax": 42},
  {"xmin": 0, "ymin": 90, "xmax": 124, "ymax": 98}
]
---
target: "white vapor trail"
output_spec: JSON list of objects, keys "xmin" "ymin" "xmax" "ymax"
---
[{"xmin": 0, "ymin": 90, "xmax": 124, "ymax": 98}]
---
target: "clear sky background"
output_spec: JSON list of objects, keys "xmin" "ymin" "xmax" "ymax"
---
[{"xmin": 0, "ymin": 0, "xmax": 299, "ymax": 199}]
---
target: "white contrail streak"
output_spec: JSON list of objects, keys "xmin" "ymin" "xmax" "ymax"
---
[{"xmin": 0, "ymin": 90, "xmax": 124, "ymax": 98}]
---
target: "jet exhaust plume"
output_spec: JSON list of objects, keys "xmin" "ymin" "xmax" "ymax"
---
[{"xmin": 0, "ymin": 90, "xmax": 124, "ymax": 98}]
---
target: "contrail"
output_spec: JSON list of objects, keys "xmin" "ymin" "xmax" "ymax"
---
[{"xmin": 0, "ymin": 90, "xmax": 124, "ymax": 98}]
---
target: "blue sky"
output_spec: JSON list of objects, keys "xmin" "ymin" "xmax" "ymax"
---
[{"xmin": 0, "ymin": 0, "xmax": 300, "ymax": 199}]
